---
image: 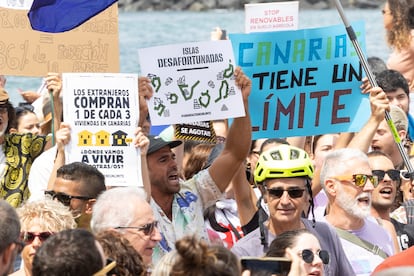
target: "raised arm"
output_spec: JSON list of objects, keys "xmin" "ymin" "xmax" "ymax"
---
[
  {"xmin": 44, "ymin": 73, "xmax": 63, "ymax": 149},
  {"xmin": 138, "ymin": 76, "xmax": 152, "ymax": 129},
  {"xmin": 46, "ymin": 122, "xmax": 71, "ymax": 190},
  {"xmin": 209, "ymin": 67, "xmax": 252, "ymax": 192},
  {"xmin": 347, "ymin": 86, "xmax": 389, "ymax": 152},
  {"xmin": 232, "ymin": 163, "xmax": 258, "ymax": 226},
  {"xmin": 133, "ymin": 127, "xmax": 151, "ymax": 202}
]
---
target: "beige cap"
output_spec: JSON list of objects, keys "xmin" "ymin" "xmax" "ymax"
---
[
  {"xmin": 389, "ymin": 105, "xmax": 408, "ymax": 131},
  {"xmin": 0, "ymin": 88, "xmax": 9, "ymax": 105}
]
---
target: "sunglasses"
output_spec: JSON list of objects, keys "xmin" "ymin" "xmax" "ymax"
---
[
  {"xmin": 300, "ymin": 249, "xmax": 330, "ymax": 265},
  {"xmin": 45, "ymin": 190, "xmax": 93, "ymax": 206},
  {"xmin": 115, "ymin": 221, "xmax": 159, "ymax": 236},
  {"xmin": 400, "ymin": 170, "xmax": 414, "ymax": 181},
  {"xmin": 266, "ymin": 188, "xmax": 305, "ymax": 199},
  {"xmin": 21, "ymin": 232, "xmax": 54, "ymax": 244},
  {"xmin": 372, "ymin": 169, "xmax": 400, "ymax": 182},
  {"xmin": 15, "ymin": 105, "xmax": 34, "ymax": 115},
  {"xmin": 334, "ymin": 174, "xmax": 378, "ymax": 188}
]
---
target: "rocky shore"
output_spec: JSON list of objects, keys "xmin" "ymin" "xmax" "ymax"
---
[{"xmin": 118, "ymin": 0, "xmax": 385, "ymax": 12}]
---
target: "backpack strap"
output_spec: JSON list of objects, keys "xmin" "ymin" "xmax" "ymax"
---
[{"xmin": 335, "ymin": 227, "xmax": 388, "ymax": 259}]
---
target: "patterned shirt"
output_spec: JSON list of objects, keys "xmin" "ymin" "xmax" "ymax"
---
[
  {"xmin": 151, "ymin": 169, "xmax": 223, "ymax": 264},
  {"xmin": 0, "ymin": 133, "xmax": 49, "ymax": 207}
]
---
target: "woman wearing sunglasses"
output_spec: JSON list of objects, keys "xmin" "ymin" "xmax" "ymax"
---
[
  {"xmin": 10, "ymin": 198, "xmax": 76, "ymax": 275},
  {"xmin": 267, "ymin": 229, "xmax": 329, "ymax": 276}
]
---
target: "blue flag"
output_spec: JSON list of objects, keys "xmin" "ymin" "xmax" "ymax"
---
[{"xmin": 28, "ymin": 0, "xmax": 117, "ymax": 33}]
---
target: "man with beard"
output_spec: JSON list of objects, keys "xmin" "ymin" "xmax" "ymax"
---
[
  {"xmin": 146, "ymin": 67, "xmax": 252, "ymax": 264},
  {"xmin": 320, "ymin": 148, "xmax": 395, "ymax": 275},
  {"xmin": 368, "ymin": 151, "xmax": 414, "ymax": 251}
]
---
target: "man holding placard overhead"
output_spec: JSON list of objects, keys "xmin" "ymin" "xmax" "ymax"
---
[{"xmin": 145, "ymin": 67, "xmax": 252, "ymax": 264}]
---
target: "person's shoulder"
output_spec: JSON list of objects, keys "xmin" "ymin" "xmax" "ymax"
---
[
  {"xmin": 364, "ymin": 217, "xmax": 390, "ymax": 233},
  {"xmin": 303, "ymin": 218, "xmax": 334, "ymax": 232},
  {"xmin": 231, "ymin": 227, "xmax": 262, "ymax": 255},
  {"xmin": 232, "ymin": 227, "xmax": 261, "ymax": 247}
]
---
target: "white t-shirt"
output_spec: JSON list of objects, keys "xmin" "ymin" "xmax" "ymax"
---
[{"xmin": 28, "ymin": 145, "xmax": 57, "ymax": 201}]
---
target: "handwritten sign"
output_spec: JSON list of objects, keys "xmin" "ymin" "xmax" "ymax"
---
[
  {"xmin": 0, "ymin": 0, "xmax": 33, "ymax": 9},
  {"xmin": 229, "ymin": 22, "xmax": 370, "ymax": 139},
  {"xmin": 62, "ymin": 73, "xmax": 141, "ymax": 187},
  {"xmin": 245, "ymin": 1, "xmax": 299, "ymax": 33},
  {"xmin": 138, "ymin": 40, "xmax": 245, "ymax": 125},
  {"xmin": 0, "ymin": 4, "xmax": 119, "ymax": 76}
]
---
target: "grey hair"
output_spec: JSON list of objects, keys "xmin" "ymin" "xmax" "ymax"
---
[
  {"xmin": 319, "ymin": 148, "xmax": 369, "ymax": 190},
  {"xmin": 0, "ymin": 200, "xmax": 20, "ymax": 253},
  {"xmin": 91, "ymin": 187, "xmax": 148, "ymax": 233}
]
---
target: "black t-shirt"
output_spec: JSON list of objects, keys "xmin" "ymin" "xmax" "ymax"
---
[{"xmin": 391, "ymin": 217, "xmax": 414, "ymax": 250}]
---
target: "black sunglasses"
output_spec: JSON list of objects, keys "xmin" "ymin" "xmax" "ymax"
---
[
  {"xmin": 15, "ymin": 105, "xmax": 34, "ymax": 115},
  {"xmin": 300, "ymin": 249, "xmax": 330, "ymax": 265},
  {"xmin": 45, "ymin": 190, "xmax": 93, "ymax": 206},
  {"xmin": 21, "ymin": 231, "xmax": 54, "ymax": 244},
  {"xmin": 115, "ymin": 221, "xmax": 159, "ymax": 236},
  {"xmin": 372, "ymin": 169, "xmax": 400, "ymax": 182},
  {"xmin": 266, "ymin": 188, "xmax": 305, "ymax": 199}
]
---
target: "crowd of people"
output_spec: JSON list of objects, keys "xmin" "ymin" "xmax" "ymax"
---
[{"xmin": 2, "ymin": 0, "xmax": 414, "ymax": 275}]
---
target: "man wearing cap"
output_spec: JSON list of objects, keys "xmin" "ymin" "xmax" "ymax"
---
[
  {"xmin": 0, "ymin": 74, "xmax": 61, "ymax": 207},
  {"xmin": 147, "ymin": 67, "xmax": 252, "ymax": 264}
]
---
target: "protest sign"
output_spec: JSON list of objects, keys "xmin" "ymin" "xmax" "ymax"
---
[
  {"xmin": 174, "ymin": 121, "xmax": 216, "ymax": 143},
  {"xmin": 230, "ymin": 21, "xmax": 369, "ymax": 139},
  {"xmin": 62, "ymin": 73, "xmax": 140, "ymax": 187},
  {"xmin": 245, "ymin": 1, "xmax": 299, "ymax": 33},
  {"xmin": 0, "ymin": 4, "xmax": 119, "ymax": 76},
  {"xmin": 138, "ymin": 40, "xmax": 245, "ymax": 125}
]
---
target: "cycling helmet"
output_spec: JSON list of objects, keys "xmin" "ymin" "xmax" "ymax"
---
[{"xmin": 254, "ymin": 144, "xmax": 314, "ymax": 183}]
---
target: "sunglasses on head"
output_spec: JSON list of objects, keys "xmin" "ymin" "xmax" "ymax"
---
[
  {"xmin": 334, "ymin": 174, "xmax": 378, "ymax": 188},
  {"xmin": 266, "ymin": 188, "xmax": 305, "ymax": 199},
  {"xmin": 45, "ymin": 190, "xmax": 93, "ymax": 206},
  {"xmin": 21, "ymin": 232, "xmax": 54, "ymax": 244},
  {"xmin": 400, "ymin": 170, "xmax": 414, "ymax": 181},
  {"xmin": 372, "ymin": 169, "xmax": 400, "ymax": 182},
  {"xmin": 115, "ymin": 221, "xmax": 159, "ymax": 236},
  {"xmin": 300, "ymin": 249, "xmax": 330, "ymax": 265}
]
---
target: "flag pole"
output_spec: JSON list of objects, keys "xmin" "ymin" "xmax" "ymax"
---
[{"xmin": 333, "ymin": 0, "xmax": 414, "ymax": 173}]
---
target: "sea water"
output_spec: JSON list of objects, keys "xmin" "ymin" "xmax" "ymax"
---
[{"xmin": 5, "ymin": 8, "xmax": 389, "ymax": 105}]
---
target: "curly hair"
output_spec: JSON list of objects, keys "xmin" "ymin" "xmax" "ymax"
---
[
  {"xmin": 170, "ymin": 235, "xmax": 240, "ymax": 276},
  {"xmin": 386, "ymin": 0, "xmax": 413, "ymax": 50},
  {"xmin": 95, "ymin": 230, "xmax": 145, "ymax": 276},
  {"xmin": 17, "ymin": 197, "xmax": 76, "ymax": 232}
]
